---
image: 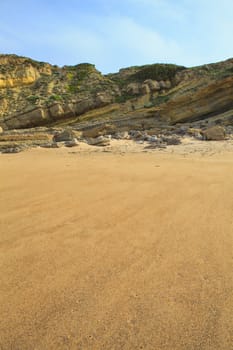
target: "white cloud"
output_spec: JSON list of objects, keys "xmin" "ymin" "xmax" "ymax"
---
[
  {"xmin": 2, "ymin": 1, "xmax": 233, "ymax": 72},
  {"xmin": 5, "ymin": 14, "xmax": 184, "ymax": 72},
  {"xmin": 124, "ymin": 0, "xmax": 187, "ymax": 21},
  {"xmin": 102, "ymin": 17, "xmax": 182, "ymax": 64}
]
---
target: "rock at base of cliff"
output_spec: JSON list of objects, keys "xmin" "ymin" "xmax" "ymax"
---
[
  {"xmin": 161, "ymin": 136, "xmax": 181, "ymax": 145},
  {"xmin": 53, "ymin": 129, "xmax": 77, "ymax": 142},
  {"xmin": 64, "ymin": 139, "xmax": 79, "ymax": 147},
  {"xmin": 82, "ymin": 127, "xmax": 105, "ymax": 138},
  {"xmin": 202, "ymin": 126, "xmax": 226, "ymax": 141},
  {"xmin": 87, "ymin": 136, "xmax": 110, "ymax": 146},
  {"xmin": 0, "ymin": 146, "xmax": 24, "ymax": 153},
  {"xmin": 113, "ymin": 131, "xmax": 129, "ymax": 140},
  {"xmin": 40, "ymin": 142, "xmax": 60, "ymax": 149}
]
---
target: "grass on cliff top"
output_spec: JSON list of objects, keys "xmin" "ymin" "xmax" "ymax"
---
[
  {"xmin": 65, "ymin": 63, "xmax": 98, "ymax": 81},
  {"xmin": 109, "ymin": 63, "xmax": 186, "ymax": 85},
  {"xmin": 64, "ymin": 63, "xmax": 102, "ymax": 94},
  {"xmin": 129, "ymin": 64, "xmax": 186, "ymax": 82},
  {"xmin": 108, "ymin": 64, "xmax": 186, "ymax": 103}
]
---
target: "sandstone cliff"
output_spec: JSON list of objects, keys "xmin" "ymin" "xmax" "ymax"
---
[{"xmin": 0, "ymin": 54, "xmax": 233, "ymax": 130}]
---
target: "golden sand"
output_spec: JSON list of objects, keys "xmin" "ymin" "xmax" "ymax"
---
[{"xmin": 0, "ymin": 146, "xmax": 233, "ymax": 349}]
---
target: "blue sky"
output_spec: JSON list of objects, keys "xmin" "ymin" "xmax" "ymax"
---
[{"xmin": 1, "ymin": 0, "xmax": 233, "ymax": 73}]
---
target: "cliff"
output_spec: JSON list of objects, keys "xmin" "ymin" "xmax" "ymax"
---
[{"xmin": 0, "ymin": 54, "xmax": 233, "ymax": 130}]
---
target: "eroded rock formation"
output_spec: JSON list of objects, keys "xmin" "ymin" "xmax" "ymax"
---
[{"xmin": 0, "ymin": 54, "xmax": 233, "ymax": 131}]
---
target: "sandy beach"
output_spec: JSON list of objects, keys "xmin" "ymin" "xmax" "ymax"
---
[{"xmin": 0, "ymin": 143, "xmax": 233, "ymax": 349}]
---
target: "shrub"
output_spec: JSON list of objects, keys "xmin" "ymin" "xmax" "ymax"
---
[
  {"xmin": 48, "ymin": 94, "xmax": 62, "ymax": 101},
  {"xmin": 26, "ymin": 95, "xmax": 40, "ymax": 103},
  {"xmin": 130, "ymin": 64, "xmax": 186, "ymax": 82}
]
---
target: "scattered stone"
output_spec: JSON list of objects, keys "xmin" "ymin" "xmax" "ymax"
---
[
  {"xmin": 147, "ymin": 135, "xmax": 158, "ymax": 142},
  {"xmin": 129, "ymin": 130, "xmax": 143, "ymax": 139},
  {"xmin": 82, "ymin": 126, "xmax": 106, "ymax": 138},
  {"xmin": 187, "ymin": 128, "xmax": 203, "ymax": 139},
  {"xmin": 194, "ymin": 132, "xmax": 203, "ymax": 140},
  {"xmin": 113, "ymin": 131, "xmax": 129, "ymax": 140},
  {"xmin": 161, "ymin": 136, "xmax": 181, "ymax": 145},
  {"xmin": 226, "ymin": 126, "xmax": 233, "ymax": 134},
  {"xmin": 146, "ymin": 128, "xmax": 161, "ymax": 136},
  {"xmin": 53, "ymin": 129, "xmax": 76, "ymax": 142},
  {"xmin": 0, "ymin": 147, "xmax": 22, "ymax": 153},
  {"xmin": 64, "ymin": 139, "xmax": 79, "ymax": 147},
  {"xmin": 187, "ymin": 127, "xmax": 201, "ymax": 135},
  {"xmin": 144, "ymin": 143, "xmax": 167, "ymax": 150},
  {"xmin": 40, "ymin": 142, "xmax": 59, "ymax": 148},
  {"xmin": 129, "ymin": 130, "xmax": 138, "ymax": 137},
  {"xmin": 88, "ymin": 136, "xmax": 110, "ymax": 146},
  {"xmin": 202, "ymin": 126, "xmax": 226, "ymax": 141},
  {"xmin": 175, "ymin": 125, "xmax": 189, "ymax": 135}
]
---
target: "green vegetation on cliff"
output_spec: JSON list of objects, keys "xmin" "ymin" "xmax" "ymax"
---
[
  {"xmin": 129, "ymin": 64, "xmax": 186, "ymax": 82},
  {"xmin": 1, "ymin": 54, "xmax": 233, "ymax": 130}
]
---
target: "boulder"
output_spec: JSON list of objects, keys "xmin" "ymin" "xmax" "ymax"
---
[
  {"xmin": 88, "ymin": 136, "xmax": 110, "ymax": 146},
  {"xmin": 82, "ymin": 127, "xmax": 105, "ymax": 138},
  {"xmin": 129, "ymin": 130, "xmax": 150, "ymax": 141},
  {"xmin": 146, "ymin": 128, "xmax": 161, "ymax": 136},
  {"xmin": 202, "ymin": 126, "xmax": 226, "ymax": 141},
  {"xmin": 162, "ymin": 136, "xmax": 181, "ymax": 145},
  {"xmin": 53, "ymin": 129, "xmax": 76, "ymax": 142},
  {"xmin": 147, "ymin": 135, "xmax": 158, "ymax": 142},
  {"xmin": 226, "ymin": 126, "xmax": 233, "ymax": 134},
  {"xmin": 187, "ymin": 128, "xmax": 202, "ymax": 136},
  {"xmin": 187, "ymin": 127, "xmax": 203, "ymax": 139},
  {"xmin": 129, "ymin": 130, "xmax": 143, "ymax": 139},
  {"xmin": 144, "ymin": 142, "xmax": 167, "ymax": 150},
  {"xmin": 175, "ymin": 125, "xmax": 189, "ymax": 135},
  {"xmin": 113, "ymin": 131, "xmax": 129, "ymax": 140},
  {"xmin": 0, "ymin": 126, "xmax": 3, "ymax": 133},
  {"xmin": 0, "ymin": 146, "xmax": 23, "ymax": 153},
  {"xmin": 64, "ymin": 139, "xmax": 79, "ymax": 147},
  {"xmin": 40, "ymin": 142, "xmax": 59, "ymax": 148}
]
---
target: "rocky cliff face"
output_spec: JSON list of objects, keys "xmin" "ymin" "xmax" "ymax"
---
[
  {"xmin": 0, "ymin": 55, "xmax": 120, "ymax": 129},
  {"xmin": 159, "ymin": 59, "xmax": 233, "ymax": 124},
  {"xmin": 0, "ymin": 54, "xmax": 233, "ymax": 130}
]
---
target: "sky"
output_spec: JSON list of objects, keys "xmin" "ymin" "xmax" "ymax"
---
[{"xmin": 1, "ymin": 0, "xmax": 233, "ymax": 73}]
